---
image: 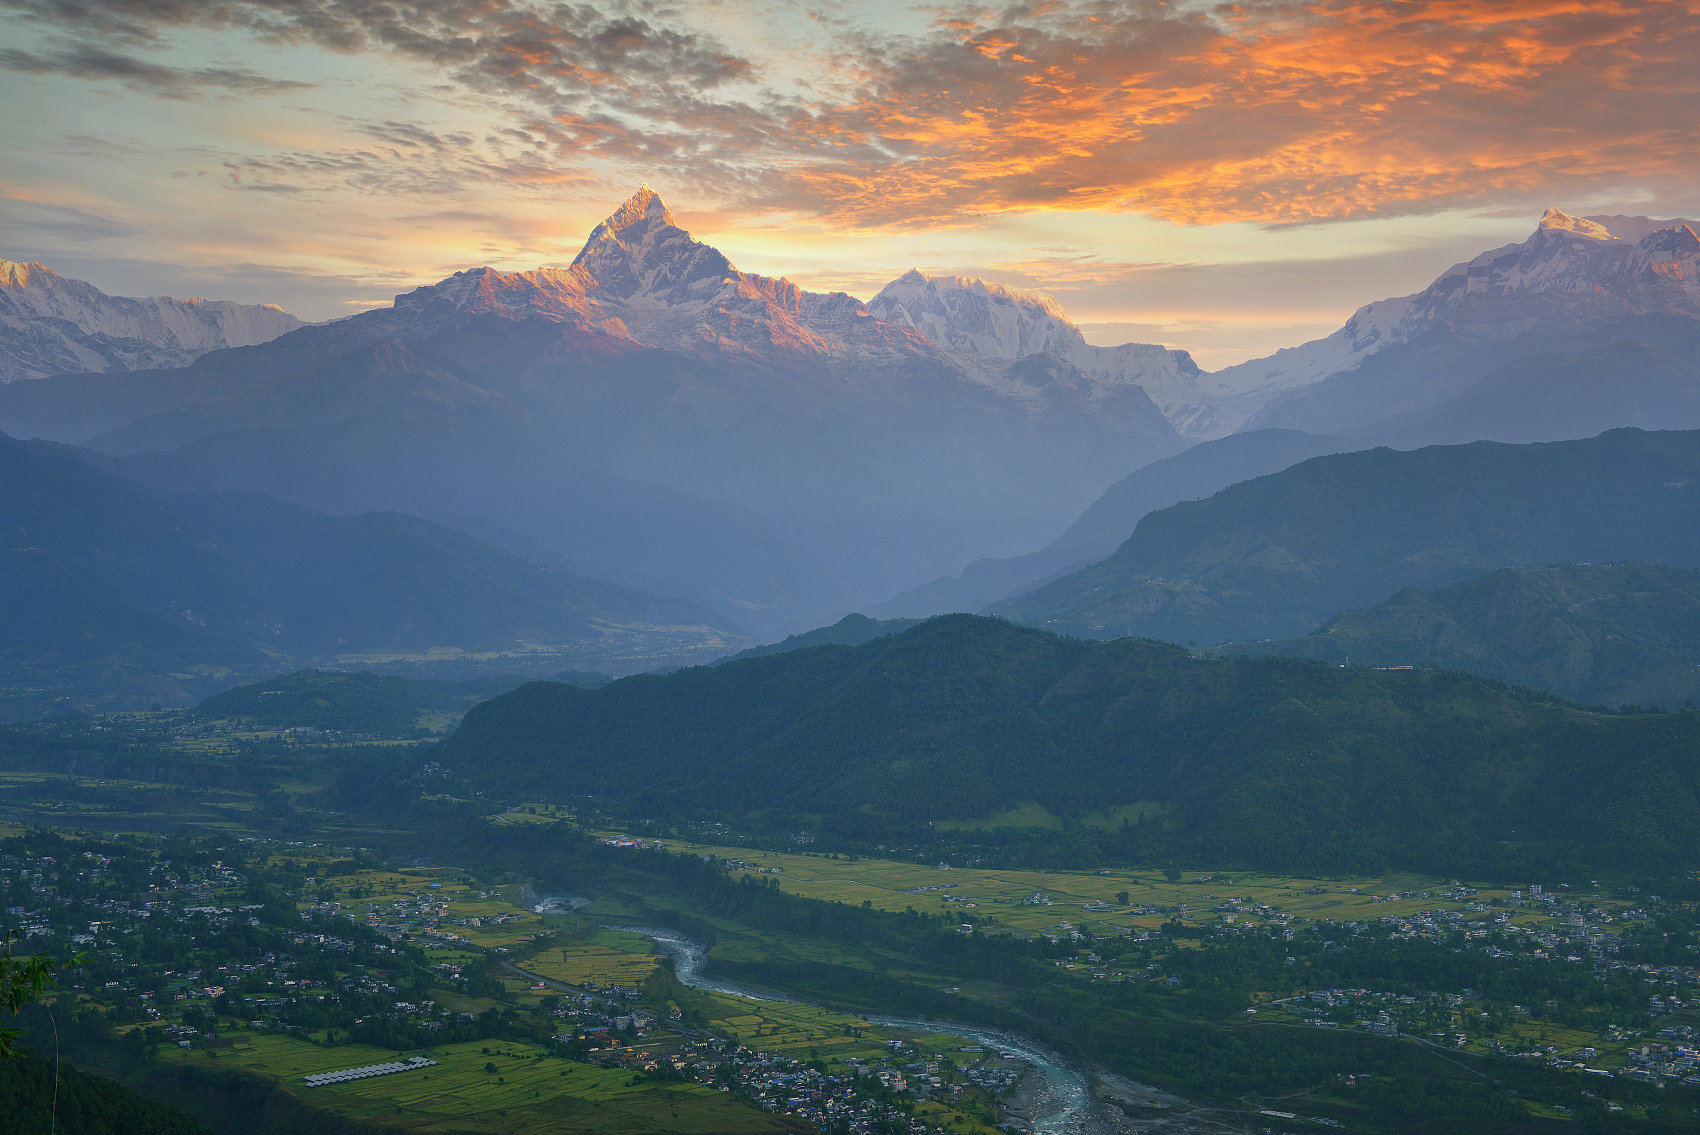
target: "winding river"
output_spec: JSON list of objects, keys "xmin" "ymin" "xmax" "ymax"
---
[{"xmin": 601, "ymin": 922, "xmax": 1100, "ymax": 1135}]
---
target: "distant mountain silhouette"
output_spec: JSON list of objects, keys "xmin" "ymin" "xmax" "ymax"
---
[{"xmin": 993, "ymin": 428, "xmax": 1700, "ymax": 646}]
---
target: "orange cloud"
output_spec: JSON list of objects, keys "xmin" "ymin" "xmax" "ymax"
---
[
  {"xmin": 745, "ymin": 0, "xmax": 1700, "ymax": 226},
  {"xmin": 13, "ymin": 0, "xmax": 1699, "ymax": 230}
]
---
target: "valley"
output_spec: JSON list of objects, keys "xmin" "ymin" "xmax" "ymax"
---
[
  {"xmin": 4, "ymin": 749, "xmax": 1698, "ymax": 1135},
  {"xmin": 6, "ymin": 29, "xmax": 1700, "ymax": 1133}
]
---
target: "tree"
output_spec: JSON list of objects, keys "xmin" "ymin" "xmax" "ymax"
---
[{"xmin": 1, "ymin": 930, "xmax": 79, "ymax": 1062}]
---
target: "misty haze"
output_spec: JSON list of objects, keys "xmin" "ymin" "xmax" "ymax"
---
[{"xmin": 4, "ymin": 4, "xmax": 1700, "ymax": 1135}]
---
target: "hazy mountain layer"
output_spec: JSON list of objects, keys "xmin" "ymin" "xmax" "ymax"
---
[
  {"xmin": 1368, "ymin": 332, "xmax": 1700, "ymax": 448},
  {"xmin": 0, "ymin": 431, "xmax": 740, "ymax": 718},
  {"xmin": 875, "ymin": 430, "xmax": 1361, "ymax": 618},
  {"xmin": 992, "ymin": 428, "xmax": 1700, "ymax": 646},
  {"xmin": 195, "ymin": 670, "xmax": 534, "ymax": 736},
  {"xmin": 1209, "ymin": 563, "xmax": 1700, "ymax": 709},
  {"xmin": 722, "ymin": 613, "xmax": 919, "ymax": 662},
  {"xmin": 436, "ymin": 614, "xmax": 1700, "ymax": 874}
]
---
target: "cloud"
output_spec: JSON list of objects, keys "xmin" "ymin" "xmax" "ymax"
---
[
  {"xmin": 6, "ymin": 0, "xmax": 1699, "ymax": 227},
  {"xmin": 0, "ymin": 179, "xmax": 147, "ymax": 242},
  {"xmin": 3, "ymin": 0, "xmax": 753, "ymax": 107},
  {"xmin": 746, "ymin": 0, "xmax": 1700, "ymax": 226},
  {"xmin": 0, "ymin": 45, "xmax": 313, "ymax": 95}
]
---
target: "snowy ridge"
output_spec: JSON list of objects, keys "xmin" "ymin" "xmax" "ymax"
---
[
  {"xmin": 869, "ymin": 269, "xmax": 1082, "ymax": 358},
  {"xmin": 1211, "ymin": 208, "xmax": 1700, "ymax": 434},
  {"xmin": 370, "ymin": 191, "xmax": 1196, "ymax": 438},
  {"xmin": 387, "ymin": 190, "xmax": 1191, "ymax": 425},
  {"xmin": 0, "ymin": 259, "xmax": 305, "ymax": 382},
  {"xmin": 868, "ymin": 269, "xmax": 1208, "ymax": 434}
]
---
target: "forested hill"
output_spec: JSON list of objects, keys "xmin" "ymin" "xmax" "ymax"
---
[
  {"xmin": 992, "ymin": 427, "xmax": 1700, "ymax": 646},
  {"xmin": 1211, "ymin": 562, "xmax": 1700, "ymax": 709},
  {"xmin": 436, "ymin": 615, "xmax": 1700, "ymax": 875}
]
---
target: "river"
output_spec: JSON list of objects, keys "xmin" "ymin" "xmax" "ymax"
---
[{"xmin": 604, "ymin": 922, "xmax": 1103, "ymax": 1135}]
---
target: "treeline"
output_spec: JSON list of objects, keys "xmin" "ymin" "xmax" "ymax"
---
[{"xmin": 0, "ymin": 1045, "xmax": 213, "ymax": 1135}]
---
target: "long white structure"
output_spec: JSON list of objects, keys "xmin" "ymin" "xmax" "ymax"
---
[{"xmin": 304, "ymin": 1055, "xmax": 436, "ymax": 1087}]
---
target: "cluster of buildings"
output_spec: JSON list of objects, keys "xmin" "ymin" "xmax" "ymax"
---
[
  {"xmin": 553, "ymin": 1030, "xmax": 1019, "ymax": 1134},
  {"xmin": 4, "ymin": 849, "xmax": 251, "ymax": 947}
]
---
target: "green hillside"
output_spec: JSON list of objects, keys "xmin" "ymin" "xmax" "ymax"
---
[
  {"xmin": 1211, "ymin": 562, "xmax": 1700, "ymax": 708},
  {"xmin": 436, "ymin": 614, "xmax": 1700, "ymax": 875},
  {"xmin": 992, "ymin": 427, "xmax": 1700, "ymax": 645}
]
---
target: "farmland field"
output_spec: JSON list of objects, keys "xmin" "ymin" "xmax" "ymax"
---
[
  {"xmin": 624, "ymin": 837, "xmax": 1626, "ymax": 938},
  {"xmin": 157, "ymin": 1034, "xmax": 804, "ymax": 1134}
]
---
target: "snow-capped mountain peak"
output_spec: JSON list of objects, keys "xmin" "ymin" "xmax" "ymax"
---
[
  {"xmin": 382, "ymin": 194, "xmax": 1193, "ymax": 419},
  {"xmin": 391, "ymin": 190, "xmax": 912, "ymax": 361},
  {"xmin": 1, "ymin": 259, "xmax": 56, "ymax": 289},
  {"xmin": 1536, "ymin": 207, "xmax": 1617, "ymax": 241},
  {"xmin": 597, "ymin": 184, "xmax": 681, "ymax": 236},
  {"xmin": 867, "ymin": 268, "xmax": 1212, "ymax": 435},
  {"xmin": 1216, "ymin": 207, "xmax": 1700, "ymax": 437},
  {"xmin": 868, "ymin": 269, "xmax": 1083, "ymax": 359},
  {"xmin": 569, "ymin": 187, "xmax": 742, "ymax": 333},
  {"xmin": 1, "ymin": 257, "xmax": 305, "ymax": 381}
]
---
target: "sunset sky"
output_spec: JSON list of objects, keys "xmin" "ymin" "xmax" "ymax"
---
[{"xmin": 3, "ymin": 0, "xmax": 1698, "ymax": 367}]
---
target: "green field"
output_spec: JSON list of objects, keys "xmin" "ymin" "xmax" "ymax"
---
[
  {"xmin": 638, "ymin": 838, "xmax": 1600, "ymax": 938},
  {"xmin": 158, "ymin": 1034, "xmax": 801, "ymax": 1134},
  {"xmin": 522, "ymin": 928, "xmax": 664, "ymax": 989}
]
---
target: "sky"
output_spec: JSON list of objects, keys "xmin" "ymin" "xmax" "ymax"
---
[{"xmin": 3, "ymin": 0, "xmax": 1698, "ymax": 369}]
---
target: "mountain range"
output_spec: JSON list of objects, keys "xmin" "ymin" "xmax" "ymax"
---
[
  {"xmin": 0, "ymin": 190, "xmax": 1196, "ymax": 637},
  {"xmin": 0, "ymin": 430, "xmax": 739, "ymax": 719},
  {"xmin": 0, "ymin": 259, "xmax": 302, "ymax": 382},
  {"xmin": 874, "ymin": 429, "xmax": 1362, "ymax": 618},
  {"xmin": 1222, "ymin": 209, "xmax": 1700, "ymax": 440},
  {"xmin": 7, "ymin": 198, "xmax": 1700, "ymax": 648}
]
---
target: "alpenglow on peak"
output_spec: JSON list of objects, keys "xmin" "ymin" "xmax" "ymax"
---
[
  {"xmin": 1537, "ymin": 207, "xmax": 1617, "ymax": 241},
  {"xmin": 595, "ymin": 185, "xmax": 681, "ymax": 240}
]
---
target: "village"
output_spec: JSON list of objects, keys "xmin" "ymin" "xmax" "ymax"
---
[{"xmin": 7, "ymin": 822, "xmax": 1700, "ymax": 1132}]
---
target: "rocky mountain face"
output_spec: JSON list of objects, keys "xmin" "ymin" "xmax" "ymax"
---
[
  {"xmin": 0, "ymin": 259, "xmax": 303, "ymax": 382},
  {"xmin": 389, "ymin": 188, "xmax": 923, "ymax": 363}
]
